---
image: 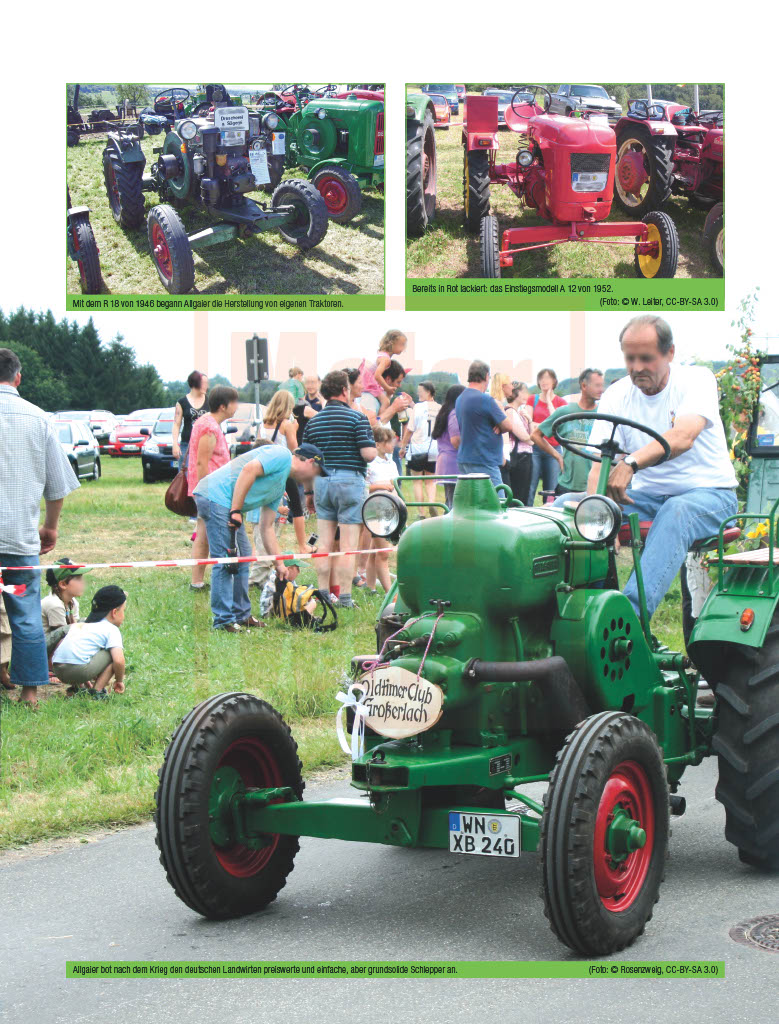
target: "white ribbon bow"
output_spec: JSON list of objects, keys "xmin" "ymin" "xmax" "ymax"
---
[{"xmin": 335, "ymin": 682, "xmax": 370, "ymax": 761}]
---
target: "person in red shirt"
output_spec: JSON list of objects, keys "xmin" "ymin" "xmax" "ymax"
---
[{"xmin": 527, "ymin": 368, "xmax": 567, "ymax": 505}]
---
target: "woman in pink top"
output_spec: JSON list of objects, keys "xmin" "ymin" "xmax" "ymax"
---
[
  {"xmin": 187, "ymin": 386, "xmax": 239, "ymax": 591},
  {"xmin": 361, "ymin": 329, "xmax": 408, "ymax": 417},
  {"xmin": 528, "ymin": 368, "xmax": 567, "ymax": 505}
]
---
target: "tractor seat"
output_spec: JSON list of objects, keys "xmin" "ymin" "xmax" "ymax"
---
[{"xmin": 616, "ymin": 521, "xmax": 741, "ymax": 551}]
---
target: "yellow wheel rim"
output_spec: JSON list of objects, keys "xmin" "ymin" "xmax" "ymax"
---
[
  {"xmin": 637, "ymin": 223, "xmax": 662, "ymax": 278},
  {"xmin": 464, "ymin": 152, "xmax": 470, "ymax": 218}
]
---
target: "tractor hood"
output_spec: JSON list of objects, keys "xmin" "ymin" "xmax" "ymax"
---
[{"xmin": 530, "ymin": 114, "xmax": 615, "ymax": 149}]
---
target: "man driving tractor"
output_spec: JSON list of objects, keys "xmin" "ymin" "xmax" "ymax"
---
[{"xmin": 556, "ymin": 314, "xmax": 737, "ymax": 620}]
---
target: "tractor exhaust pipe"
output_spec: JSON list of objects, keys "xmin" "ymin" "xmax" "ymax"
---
[
  {"xmin": 693, "ymin": 85, "xmax": 700, "ymax": 115},
  {"xmin": 465, "ymin": 657, "xmax": 591, "ymax": 733}
]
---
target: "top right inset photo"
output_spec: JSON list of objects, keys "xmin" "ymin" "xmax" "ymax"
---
[{"xmin": 406, "ymin": 83, "xmax": 723, "ymax": 310}]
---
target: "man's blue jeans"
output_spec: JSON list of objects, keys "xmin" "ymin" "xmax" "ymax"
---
[
  {"xmin": 553, "ymin": 487, "xmax": 738, "ymax": 619},
  {"xmin": 528, "ymin": 447, "xmax": 561, "ymax": 505},
  {"xmin": 195, "ymin": 497, "xmax": 252, "ymax": 629},
  {"xmin": 1, "ymin": 553, "xmax": 49, "ymax": 687},
  {"xmin": 457, "ymin": 462, "xmax": 503, "ymax": 491}
]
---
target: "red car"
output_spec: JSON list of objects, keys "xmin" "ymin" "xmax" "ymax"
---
[
  {"xmin": 428, "ymin": 93, "xmax": 451, "ymax": 129},
  {"xmin": 107, "ymin": 409, "xmax": 164, "ymax": 456}
]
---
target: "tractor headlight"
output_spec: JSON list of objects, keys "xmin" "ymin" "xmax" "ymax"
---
[
  {"xmin": 316, "ymin": 107, "xmax": 327, "ymax": 120},
  {"xmin": 362, "ymin": 491, "xmax": 407, "ymax": 539},
  {"xmin": 263, "ymin": 111, "xmax": 280, "ymax": 131},
  {"xmin": 517, "ymin": 149, "xmax": 534, "ymax": 167},
  {"xmin": 574, "ymin": 495, "xmax": 622, "ymax": 545},
  {"xmin": 179, "ymin": 120, "xmax": 198, "ymax": 141}
]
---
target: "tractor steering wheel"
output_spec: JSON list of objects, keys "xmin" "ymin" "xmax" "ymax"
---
[
  {"xmin": 511, "ymin": 85, "xmax": 552, "ymax": 119},
  {"xmin": 154, "ymin": 88, "xmax": 190, "ymax": 103},
  {"xmin": 257, "ymin": 91, "xmax": 285, "ymax": 110},
  {"xmin": 551, "ymin": 411, "xmax": 671, "ymax": 465},
  {"xmin": 310, "ymin": 84, "xmax": 337, "ymax": 97}
]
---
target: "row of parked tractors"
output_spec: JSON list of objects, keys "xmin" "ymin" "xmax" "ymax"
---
[
  {"xmin": 68, "ymin": 84, "xmax": 384, "ymax": 295},
  {"xmin": 406, "ymin": 87, "xmax": 723, "ymax": 278}
]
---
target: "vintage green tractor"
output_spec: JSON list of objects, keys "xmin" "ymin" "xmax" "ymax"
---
[
  {"xmin": 256, "ymin": 86, "xmax": 384, "ymax": 223},
  {"xmin": 155, "ymin": 412, "xmax": 778, "ymax": 955},
  {"xmin": 406, "ymin": 93, "xmax": 438, "ymax": 236},
  {"xmin": 102, "ymin": 90, "xmax": 328, "ymax": 294}
]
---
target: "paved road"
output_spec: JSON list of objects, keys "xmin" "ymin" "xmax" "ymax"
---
[{"xmin": 1, "ymin": 762, "xmax": 777, "ymax": 1024}]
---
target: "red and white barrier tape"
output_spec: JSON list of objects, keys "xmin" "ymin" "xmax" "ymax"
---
[
  {"xmin": 0, "ymin": 548, "xmax": 394, "ymax": 574},
  {"xmin": 0, "ymin": 583, "xmax": 26, "ymax": 595}
]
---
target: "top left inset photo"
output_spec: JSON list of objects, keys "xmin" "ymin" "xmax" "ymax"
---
[{"xmin": 66, "ymin": 83, "xmax": 385, "ymax": 309}]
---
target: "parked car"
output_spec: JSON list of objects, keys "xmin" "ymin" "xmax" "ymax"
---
[
  {"xmin": 482, "ymin": 88, "xmax": 532, "ymax": 127},
  {"xmin": 455, "ymin": 85, "xmax": 466, "ymax": 102},
  {"xmin": 140, "ymin": 410, "xmax": 178, "ymax": 483},
  {"xmin": 226, "ymin": 403, "xmax": 264, "ymax": 458},
  {"xmin": 89, "ymin": 410, "xmax": 118, "ymax": 450},
  {"xmin": 548, "ymin": 84, "xmax": 622, "ymax": 121},
  {"xmin": 107, "ymin": 409, "xmax": 165, "ymax": 457},
  {"xmin": 427, "ymin": 93, "xmax": 451, "ymax": 129},
  {"xmin": 53, "ymin": 418, "xmax": 101, "ymax": 481},
  {"xmin": 421, "ymin": 84, "xmax": 459, "ymax": 115}
]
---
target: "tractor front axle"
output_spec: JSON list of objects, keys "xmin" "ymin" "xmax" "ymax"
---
[{"xmin": 499, "ymin": 221, "xmax": 656, "ymax": 267}]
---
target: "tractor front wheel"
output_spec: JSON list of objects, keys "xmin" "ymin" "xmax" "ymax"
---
[
  {"xmin": 634, "ymin": 211, "xmax": 678, "ymax": 279},
  {"xmin": 102, "ymin": 149, "xmax": 145, "ymax": 229},
  {"xmin": 407, "ymin": 111, "xmax": 437, "ymax": 236},
  {"xmin": 614, "ymin": 131, "xmax": 673, "ymax": 217},
  {"xmin": 69, "ymin": 216, "xmax": 102, "ymax": 294},
  {"xmin": 155, "ymin": 692, "xmax": 303, "ymax": 919},
  {"xmin": 147, "ymin": 205, "xmax": 195, "ymax": 294},
  {"xmin": 540, "ymin": 711, "xmax": 669, "ymax": 955},
  {"xmin": 463, "ymin": 149, "xmax": 490, "ymax": 232},
  {"xmin": 480, "ymin": 215, "xmax": 500, "ymax": 278},
  {"xmin": 272, "ymin": 179, "xmax": 329, "ymax": 250},
  {"xmin": 703, "ymin": 203, "xmax": 724, "ymax": 276},
  {"xmin": 312, "ymin": 167, "xmax": 362, "ymax": 224}
]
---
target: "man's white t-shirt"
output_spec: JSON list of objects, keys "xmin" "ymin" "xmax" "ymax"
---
[
  {"xmin": 52, "ymin": 619, "xmax": 123, "ymax": 665},
  {"xmin": 588, "ymin": 364, "xmax": 736, "ymax": 495},
  {"xmin": 406, "ymin": 401, "xmax": 440, "ymax": 459}
]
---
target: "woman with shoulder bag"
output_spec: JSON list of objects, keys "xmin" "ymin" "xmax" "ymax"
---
[{"xmin": 401, "ymin": 382, "xmax": 441, "ymax": 517}]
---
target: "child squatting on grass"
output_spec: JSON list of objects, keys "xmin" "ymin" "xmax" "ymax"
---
[
  {"xmin": 41, "ymin": 558, "xmax": 91, "ymax": 675},
  {"xmin": 50, "ymin": 585, "xmax": 127, "ymax": 699}
]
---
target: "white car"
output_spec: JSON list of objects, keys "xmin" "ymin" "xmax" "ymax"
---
[{"xmin": 53, "ymin": 418, "xmax": 101, "ymax": 481}]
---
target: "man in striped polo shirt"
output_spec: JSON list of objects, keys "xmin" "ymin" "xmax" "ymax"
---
[{"xmin": 303, "ymin": 370, "xmax": 377, "ymax": 608}]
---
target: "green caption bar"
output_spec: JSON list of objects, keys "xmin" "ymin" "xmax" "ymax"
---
[
  {"xmin": 405, "ymin": 278, "xmax": 724, "ymax": 312},
  {"xmin": 65, "ymin": 295, "xmax": 385, "ymax": 313},
  {"xmin": 66, "ymin": 960, "xmax": 724, "ymax": 979}
]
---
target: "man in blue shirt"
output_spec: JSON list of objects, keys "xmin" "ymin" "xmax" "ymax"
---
[
  {"xmin": 194, "ymin": 442, "xmax": 328, "ymax": 631},
  {"xmin": 455, "ymin": 360, "xmax": 512, "ymax": 489}
]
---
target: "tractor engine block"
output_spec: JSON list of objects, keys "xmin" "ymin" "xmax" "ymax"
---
[{"xmin": 521, "ymin": 164, "xmax": 547, "ymax": 216}]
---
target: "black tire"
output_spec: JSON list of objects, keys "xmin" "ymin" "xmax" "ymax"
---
[
  {"xmin": 634, "ymin": 211, "xmax": 678, "ymax": 279},
  {"xmin": 147, "ymin": 205, "xmax": 195, "ymax": 294},
  {"xmin": 703, "ymin": 202, "xmax": 724, "ymax": 276},
  {"xmin": 92, "ymin": 457, "xmax": 101, "ymax": 481},
  {"xmin": 463, "ymin": 149, "xmax": 490, "ymax": 232},
  {"xmin": 311, "ymin": 166, "xmax": 362, "ymax": 224},
  {"xmin": 406, "ymin": 111, "xmax": 437, "ymax": 237},
  {"xmin": 614, "ymin": 130, "xmax": 673, "ymax": 216},
  {"xmin": 67, "ymin": 129, "xmax": 80, "ymax": 147},
  {"xmin": 142, "ymin": 463, "xmax": 155, "ymax": 484},
  {"xmin": 540, "ymin": 711, "xmax": 669, "ymax": 955},
  {"xmin": 102, "ymin": 149, "xmax": 145, "ymax": 229},
  {"xmin": 70, "ymin": 217, "xmax": 102, "ymax": 294},
  {"xmin": 271, "ymin": 179, "xmax": 328, "ymax": 250},
  {"xmin": 687, "ymin": 192, "xmax": 718, "ymax": 211},
  {"xmin": 712, "ymin": 618, "xmax": 779, "ymax": 870},
  {"xmin": 155, "ymin": 692, "xmax": 304, "ymax": 919},
  {"xmin": 480, "ymin": 215, "xmax": 500, "ymax": 278}
]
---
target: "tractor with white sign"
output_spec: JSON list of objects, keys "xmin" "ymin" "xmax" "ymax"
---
[
  {"xmin": 155, "ymin": 436, "xmax": 779, "ymax": 955},
  {"xmin": 102, "ymin": 88, "xmax": 328, "ymax": 294}
]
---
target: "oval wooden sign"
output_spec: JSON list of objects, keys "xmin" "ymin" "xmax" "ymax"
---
[{"xmin": 358, "ymin": 666, "xmax": 444, "ymax": 739}]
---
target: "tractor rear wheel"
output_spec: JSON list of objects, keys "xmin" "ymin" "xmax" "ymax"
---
[
  {"xmin": 703, "ymin": 203, "xmax": 724, "ymax": 276},
  {"xmin": 480, "ymin": 215, "xmax": 500, "ymax": 278},
  {"xmin": 614, "ymin": 130, "xmax": 673, "ymax": 216},
  {"xmin": 463, "ymin": 149, "xmax": 491, "ymax": 232},
  {"xmin": 711, "ymin": 617, "xmax": 779, "ymax": 871},
  {"xmin": 312, "ymin": 166, "xmax": 362, "ymax": 224},
  {"xmin": 407, "ymin": 111, "xmax": 437, "ymax": 236},
  {"xmin": 155, "ymin": 692, "xmax": 303, "ymax": 919},
  {"xmin": 634, "ymin": 211, "xmax": 678, "ymax": 279},
  {"xmin": 70, "ymin": 216, "xmax": 102, "ymax": 295},
  {"xmin": 540, "ymin": 711, "xmax": 669, "ymax": 955},
  {"xmin": 67, "ymin": 129, "xmax": 80, "ymax": 147},
  {"xmin": 272, "ymin": 179, "xmax": 329, "ymax": 249},
  {"xmin": 147, "ymin": 205, "xmax": 195, "ymax": 294},
  {"xmin": 102, "ymin": 150, "xmax": 145, "ymax": 229}
]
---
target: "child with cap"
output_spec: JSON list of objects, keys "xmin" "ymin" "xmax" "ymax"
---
[
  {"xmin": 51, "ymin": 585, "xmax": 127, "ymax": 698},
  {"xmin": 41, "ymin": 558, "xmax": 91, "ymax": 656}
]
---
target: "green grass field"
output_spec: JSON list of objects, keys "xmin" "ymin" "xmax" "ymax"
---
[
  {"xmin": 0, "ymin": 459, "xmax": 684, "ymax": 850},
  {"xmin": 66, "ymin": 136, "xmax": 384, "ymax": 296},
  {"xmin": 406, "ymin": 115, "xmax": 716, "ymax": 280}
]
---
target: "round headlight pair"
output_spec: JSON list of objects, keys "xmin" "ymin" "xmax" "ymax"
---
[
  {"xmin": 362, "ymin": 491, "xmax": 407, "ymax": 539},
  {"xmin": 574, "ymin": 495, "xmax": 622, "ymax": 544},
  {"xmin": 316, "ymin": 107, "xmax": 327, "ymax": 120},
  {"xmin": 517, "ymin": 149, "xmax": 534, "ymax": 167},
  {"xmin": 178, "ymin": 120, "xmax": 198, "ymax": 141},
  {"xmin": 263, "ymin": 111, "xmax": 280, "ymax": 131}
]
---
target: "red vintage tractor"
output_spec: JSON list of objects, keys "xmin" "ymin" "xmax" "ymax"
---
[{"xmin": 462, "ymin": 87, "xmax": 679, "ymax": 280}]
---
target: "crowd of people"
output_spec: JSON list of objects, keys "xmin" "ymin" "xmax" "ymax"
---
[{"xmin": 0, "ymin": 317, "xmax": 739, "ymax": 709}]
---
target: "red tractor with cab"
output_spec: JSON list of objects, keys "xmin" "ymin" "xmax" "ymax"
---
[{"xmin": 462, "ymin": 87, "xmax": 679, "ymax": 280}]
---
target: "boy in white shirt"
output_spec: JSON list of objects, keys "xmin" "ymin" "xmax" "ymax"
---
[{"xmin": 51, "ymin": 585, "xmax": 127, "ymax": 698}]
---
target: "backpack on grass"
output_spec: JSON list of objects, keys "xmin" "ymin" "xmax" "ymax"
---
[{"xmin": 272, "ymin": 577, "xmax": 338, "ymax": 632}]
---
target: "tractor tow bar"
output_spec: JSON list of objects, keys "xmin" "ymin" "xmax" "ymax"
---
[{"xmin": 499, "ymin": 222, "xmax": 656, "ymax": 267}]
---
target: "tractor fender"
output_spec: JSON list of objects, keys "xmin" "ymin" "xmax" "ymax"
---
[
  {"xmin": 615, "ymin": 115, "xmax": 678, "ymax": 140},
  {"xmin": 306, "ymin": 157, "xmax": 354, "ymax": 178},
  {"xmin": 103, "ymin": 132, "xmax": 146, "ymax": 165},
  {"xmin": 688, "ymin": 585, "xmax": 779, "ymax": 677},
  {"xmin": 462, "ymin": 94, "xmax": 499, "ymax": 151}
]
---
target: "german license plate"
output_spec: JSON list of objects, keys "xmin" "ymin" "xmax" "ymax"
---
[
  {"xmin": 123, "ymin": 444, "xmax": 139, "ymax": 452},
  {"xmin": 220, "ymin": 130, "xmax": 245, "ymax": 147},
  {"xmin": 448, "ymin": 812, "xmax": 520, "ymax": 857},
  {"xmin": 171, "ymin": 460, "xmax": 178, "ymax": 469},
  {"xmin": 571, "ymin": 170, "xmax": 608, "ymax": 192},
  {"xmin": 374, "ymin": 155, "xmax": 384, "ymax": 167},
  {"xmin": 271, "ymin": 132, "xmax": 285, "ymax": 155}
]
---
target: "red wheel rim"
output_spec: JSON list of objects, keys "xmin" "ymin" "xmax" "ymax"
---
[
  {"xmin": 151, "ymin": 222, "xmax": 172, "ymax": 280},
  {"xmin": 316, "ymin": 175, "xmax": 348, "ymax": 216},
  {"xmin": 107, "ymin": 164, "xmax": 120, "ymax": 208},
  {"xmin": 72, "ymin": 228, "xmax": 86, "ymax": 285},
  {"xmin": 593, "ymin": 760, "xmax": 655, "ymax": 911},
  {"xmin": 213, "ymin": 737, "xmax": 282, "ymax": 878}
]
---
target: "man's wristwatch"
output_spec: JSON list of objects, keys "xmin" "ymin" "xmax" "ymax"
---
[
  {"xmin": 304, "ymin": 491, "xmax": 314, "ymax": 496},
  {"xmin": 624, "ymin": 455, "xmax": 639, "ymax": 474}
]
